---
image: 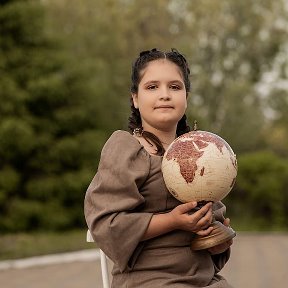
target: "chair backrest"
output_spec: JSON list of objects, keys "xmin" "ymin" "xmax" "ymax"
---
[{"xmin": 86, "ymin": 230, "xmax": 110, "ymax": 288}]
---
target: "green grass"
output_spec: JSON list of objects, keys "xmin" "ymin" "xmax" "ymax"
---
[
  {"xmin": 232, "ymin": 217, "xmax": 288, "ymax": 232},
  {"xmin": 0, "ymin": 229, "xmax": 97, "ymax": 261},
  {"xmin": 1, "ymin": 225, "xmax": 287, "ymax": 261}
]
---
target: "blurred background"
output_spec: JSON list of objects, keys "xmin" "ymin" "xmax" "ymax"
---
[{"xmin": 0, "ymin": 0, "xmax": 288, "ymax": 265}]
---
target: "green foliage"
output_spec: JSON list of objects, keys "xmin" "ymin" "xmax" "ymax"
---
[
  {"xmin": 1, "ymin": 0, "xmax": 288, "ymax": 233},
  {"xmin": 226, "ymin": 151, "xmax": 288, "ymax": 230},
  {"xmin": 0, "ymin": 118, "xmax": 35, "ymax": 162},
  {"xmin": 0, "ymin": 229, "xmax": 92, "ymax": 260},
  {"xmin": 0, "ymin": 0, "xmax": 106, "ymax": 232},
  {"xmin": 179, "ymin": 0, "xmax": 288, "ymax": 153},
  {"xmin": 0, "ymin": 167, "xmax": 20, "ymax": 206}
]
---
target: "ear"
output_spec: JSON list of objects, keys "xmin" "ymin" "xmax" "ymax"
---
[{"xmin": 131, "ymin": 93, "xmax": 139, "ymax": 109}]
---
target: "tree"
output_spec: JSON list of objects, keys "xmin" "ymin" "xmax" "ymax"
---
[
  {"xmin": 226, "ymin": 151, "xmax": 288, "ymax": 230},
  {"xmin": 177, "ymin": 0, "xmax": 288, "ymax": 153},
  {"xmin": 45, "ymin": 0, "xmax": 288, "ymax": 154},
  {"xmin": 44, "ymin": 0, "xmax": 188, "ymax": 130},
  {"xmin": 0, "ymin": 0, "xmax": 106, "ymax": 231},
  {"xmin": 1, "ymin": 0, "xmax": 287, "ymax": 232}
]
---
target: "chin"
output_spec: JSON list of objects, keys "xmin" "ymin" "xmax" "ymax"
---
[{"xmin": 155, "ymin": 120, "xmax": 179, "ymax": 131}]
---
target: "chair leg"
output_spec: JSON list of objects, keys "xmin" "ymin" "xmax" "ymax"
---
[
  {"xmin": 100, "ymin": 249, "xmax": 110, "ymax": 288},
  {"xmin": 86, "ymin": 231, "xmax": 110, "ymax": 287}
]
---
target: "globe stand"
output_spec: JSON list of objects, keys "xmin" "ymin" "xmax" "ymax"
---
[
  {"xmin": 191, "ymin": 220, "xmax": 236, "ymax": 250},
  {"xmin": 189, "ymin": 201, "xmax": 236, "ymax": 250}
]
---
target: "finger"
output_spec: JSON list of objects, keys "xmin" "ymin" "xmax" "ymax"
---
[
  {"xmin": 223, "ymin": 218, "xmax": 230, "ymax": 227},
  {"xmin": 192, "ymin": 202, "xmax": 212, "ymax": 222},
  {"xmin": 196, "ymin": 226, "xmax": 213, "ymax": 236},
  {"xmin": 196, "ymin": 218, "xmax": 212, "ymax": 231},
  {"xmin": 177, "ymin": 201, "xmax": 197, "ymax": 214},
  {"xmin": 196, "ymin": 209, "xmax": 213, "ymax": 228}
]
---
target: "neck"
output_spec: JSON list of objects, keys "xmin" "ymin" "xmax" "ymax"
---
[
  {"xmin": 144, "ymin": 126, "xmax": 177, "ymax": 148},
  {"xmin": 159, "ymin": 131, "xmax": 176, "ymax": 146}
]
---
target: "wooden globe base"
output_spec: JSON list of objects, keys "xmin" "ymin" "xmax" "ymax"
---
[{"xmin": 191, "ymin": 221, "xmax": 236, "ymax": 250}]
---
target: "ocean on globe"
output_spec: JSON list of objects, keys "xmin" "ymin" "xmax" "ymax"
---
[{"xmin": 161, "ymin": 130, "xmax": 237, "ymax": 203}]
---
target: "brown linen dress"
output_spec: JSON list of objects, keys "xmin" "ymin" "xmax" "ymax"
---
[{"xmin": 84, "ymin": 130, "xmax": 233, "ymax": 287}]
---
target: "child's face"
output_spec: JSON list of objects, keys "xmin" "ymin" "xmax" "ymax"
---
[{"xmin": 132, "ymin": 59, "xmax": 187, "ymax": 133}]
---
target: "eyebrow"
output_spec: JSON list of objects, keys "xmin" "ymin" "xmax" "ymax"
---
[{"xmin": 143, "ymin": 80, "xmax": 184, "ymax": 86}]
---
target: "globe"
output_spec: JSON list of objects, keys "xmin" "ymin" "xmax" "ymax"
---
[{"xmin": 161, "ymin": 130, "xmax": 237, "ymax": 203}]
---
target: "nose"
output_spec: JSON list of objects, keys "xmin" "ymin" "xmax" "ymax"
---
[{"xmin": 159, "ymin": 86, "xmax": 171, "ymax": 100}]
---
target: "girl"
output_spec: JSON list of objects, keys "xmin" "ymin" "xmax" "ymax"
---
[{"xmin": 84, "ymin": 48, "xmax": 233, "ymax": 287}]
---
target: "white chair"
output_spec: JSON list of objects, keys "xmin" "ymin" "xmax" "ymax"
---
[{"xmin": 86, "ymin": 230, "xmax": 110, "ymax": 288}]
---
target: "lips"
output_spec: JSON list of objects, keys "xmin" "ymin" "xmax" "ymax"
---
[{"xmin": 154, "ymin": 105, "xmax": 174, "ymax": 109}]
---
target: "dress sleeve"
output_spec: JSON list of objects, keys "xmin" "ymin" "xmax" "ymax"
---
[
  {"xmin": 84, "ymin": 130, "xmax": 153, "ymax": 272},
  {"xmin": 212, "ymin": 201, "xmax": 227, "ymax": 223},
  {"xmin": 211, "ymin": 201, "xmax": 231, "ymax": 271}
]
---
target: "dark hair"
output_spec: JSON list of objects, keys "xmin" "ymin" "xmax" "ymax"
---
[{"xmin": 128, "ymin": 48, "xmax": 191, "ymax": 156}]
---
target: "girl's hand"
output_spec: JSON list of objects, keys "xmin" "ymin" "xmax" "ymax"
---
[
  {"xmin": 169, "ymin": 201, "xmax": 214, "ymax": 236},
  {"xmin": 207, "ymin": 218, "xmax": 233, "ymax": 255}
]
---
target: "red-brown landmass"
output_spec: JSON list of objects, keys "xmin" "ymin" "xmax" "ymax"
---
[{"xmin": 166, "ymin": 131, "xmax": 235, "ymax": 183}]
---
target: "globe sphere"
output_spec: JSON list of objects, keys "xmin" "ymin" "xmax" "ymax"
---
[{"xmin": 162, "ymin": 130, "xmax": 237, "ymax": 203}]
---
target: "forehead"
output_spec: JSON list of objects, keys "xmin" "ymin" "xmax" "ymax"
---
[{"xmin": 139, "ymin": 59, "xmax": 183, "ymax": 82}]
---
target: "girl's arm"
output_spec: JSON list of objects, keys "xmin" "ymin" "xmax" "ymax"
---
[{"xmin": 141, "ymin": 201, "xmax": 214, "ymax": 241}]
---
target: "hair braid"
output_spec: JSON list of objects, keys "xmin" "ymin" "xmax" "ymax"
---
[
  {"xmin": 176, "ymin": 114, "xmax": 191, "ymax": 137},
  {"xmin": 128, "ymin": 98, "xmax": 141, "ymax": 132}
]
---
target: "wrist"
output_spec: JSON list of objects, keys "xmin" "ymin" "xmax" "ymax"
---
[{"xmin": 166, "ymin": 210, "xmax": 177, "ymax": 231}]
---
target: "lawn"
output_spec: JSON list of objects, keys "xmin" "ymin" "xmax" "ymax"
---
[
  {"xmin": 0, "ymin": 229, "xmax": 96, "ymax": 261},
  {"xmin": 1, "ymin": 224, "xmax": 285, "ymax": 261}
]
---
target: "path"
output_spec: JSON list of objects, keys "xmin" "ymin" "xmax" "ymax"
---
[{"xmin": 0, "ymin": 233, "xmax": 287, "ymax": 288}]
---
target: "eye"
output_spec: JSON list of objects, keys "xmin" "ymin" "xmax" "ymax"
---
[
  {"xmin": 147, "ymin": 84, "xmax": 158, "ymax": 90},
  {"xmin": 170, "ymin": 84, "xmax": 181, "ymax": 90}
]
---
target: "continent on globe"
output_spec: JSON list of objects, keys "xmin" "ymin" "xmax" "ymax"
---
[{"xmin": 161, "ymin": 130, "xmax": 237, "ymax": 203}]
